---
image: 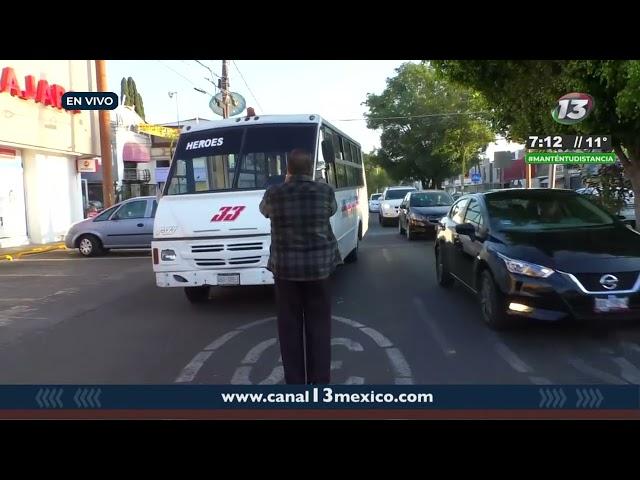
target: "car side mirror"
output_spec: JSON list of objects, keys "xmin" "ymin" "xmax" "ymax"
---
[{"xmin": 455, "ymin": 223, "xmax": 476, "ymax": 237}]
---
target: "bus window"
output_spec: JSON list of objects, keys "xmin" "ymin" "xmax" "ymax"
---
[
  {"xmin": 336, "ymin": 162, "xmax": 347, "ymax": 188},
  {"xmin": 354, "ymin": 165, "xmax": 364, "ymax": 187},
  {"xmin": 351, "ymin": 144, "xmax": 360, "ymax": 165},
  {"xmin": 345, "ymin": 164, "xmax": 355, "ymax": 187},
  {"xmin": 343, "ymin": 139, "xmax": 353, "ymax": 162}
]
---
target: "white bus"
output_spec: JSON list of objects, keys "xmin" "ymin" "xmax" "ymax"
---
[{"xmin": 152, "ymin": 113, "xmax": 368, "ymax": 302}]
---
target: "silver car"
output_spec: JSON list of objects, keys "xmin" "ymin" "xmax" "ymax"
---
[{"xmin": 65, "ymin": 196, "xmax": 156, "ymax": 257}]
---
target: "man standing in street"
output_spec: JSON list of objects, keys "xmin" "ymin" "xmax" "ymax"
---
[{"xmin": 259, "ymin": 149, "xmax": 340, "ymax": 385}]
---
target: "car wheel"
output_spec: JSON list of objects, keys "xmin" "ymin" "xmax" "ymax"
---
[
  {"xmin": 77, "ymin": 235, "xmax": 103, "ymax": 257},
  {"xmin": 435, "ymin": 245, "xmax": 454, "ymax": 287},
  {"xmin": 478, "ymin": 270, "xmax": 510, "ymax": 330},
  {"xmin": 398, "ymin": 217, "xmax": 405, "ymax": 235},
  {"xmin": 184, "ymin": 286, "xmax": 210, "ymax": 304}
]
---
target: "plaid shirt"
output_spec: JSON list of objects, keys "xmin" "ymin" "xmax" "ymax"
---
[{"xmin": 260, "ymin": 175, "xmax": 341, "ymax": 281}]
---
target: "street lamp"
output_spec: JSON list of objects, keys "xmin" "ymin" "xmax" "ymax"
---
[{"xmin": 168, "ymin": 91, "xmax": 180, "ymax": 127}]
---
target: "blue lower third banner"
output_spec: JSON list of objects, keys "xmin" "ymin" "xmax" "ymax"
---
[{"xmin": 0, "ymin": 385, "xmax": 638, "ymax": 410}]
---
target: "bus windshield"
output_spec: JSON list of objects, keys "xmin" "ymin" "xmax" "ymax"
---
[{"xmin": 165, "ymin": 124, "xmax": 318, "ymax": 195}]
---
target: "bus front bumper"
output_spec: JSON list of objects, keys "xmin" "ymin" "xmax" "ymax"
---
[{"xmin": 155, "ymin": 268, "xmax": 274, "ymax": 287}]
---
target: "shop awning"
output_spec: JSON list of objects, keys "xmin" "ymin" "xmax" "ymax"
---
[{"xmin": 123, "ymin": 142, "xmax": 150, "ymax": 162}]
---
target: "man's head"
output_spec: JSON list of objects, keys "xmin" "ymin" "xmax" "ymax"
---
[{"xmin": 287, "ymin": 149, "xmax": 313, "ymax": 176}]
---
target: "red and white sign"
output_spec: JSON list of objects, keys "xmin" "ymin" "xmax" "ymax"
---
[
  {"xmin": 77, "ymin": 158, "xmax": 97, "ymax": 173},
  {"xmin": 0, "ymin": 66, "xmax": 80, "ymax": 114},
  {"xmin": 211, "ymin": 206, "xmax": 246, "ymax": 222}
]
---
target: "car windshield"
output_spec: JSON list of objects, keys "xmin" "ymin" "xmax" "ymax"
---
[
  {"xmin": 385, "ymin": 189, "xmax": 415, "ymax": 200},
  {"xmin": 370, "ymin": 194, "xmax": 381, "ymax": 201},
  {"xmin": 486, "ymin": 192, "xmax": 615, "ymax": 230},
  {"xmin": 164, "ymin": 124, "xmax": 317, "ymax": 195},
  {"xmin": 410, "ymin": 192, "xmax": 453, "ymax": 207}
]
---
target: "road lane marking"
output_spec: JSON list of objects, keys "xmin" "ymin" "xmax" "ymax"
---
[
  {"xmin": 529, "ymin": 376, "xmax": 553, "ymax": 385},
  {"xmin": 241, "ymin": 338, "xmax": 278, "ymax": 364},
  {"xmin": 619, "ymin": 341, "xmax": 640, "ymax": 354},
  {"xmin": 345, "ymin": 376, "xmax": 365, "ymax": 384},
  {"xmin": 360, "ymin": 327, "xmax": 393, "ymax": 347},
  {"xmin": 492, "ymin": 341, "xmax": 532, "ymax": 374},
  {"xmin": 258, "ymin": 366, "xmax": 284, "ymax": 385},
  {"xmin": 413, "ymin": 297, "xmax": 457, "ymax": 357},
  {"xmin": 177, "ymin": 315, "xmax": 414, "ymax": 385},
  {"xmin": 382, "ymin": 248, "xmax": 392, "ymax": 263},
  {"xmin": 230, "ymin": 366, "xmax": 252, "ymax": 385},
  {"xmin": 333, "ymin": 316, "xmax": 365, "ymax": 328},
  {"xmin": 385, "ymin": 348, "xmax": 413, "ymax": 378},
  {"xmin": 612, "ymin": 357, "xmax": 640, "ymax": 384},
  {"xmin": 331, "ymin": 338, "xmax": 364, "ymax": 352},
  {"xmin": 567, "ymin": 356, "xmax": 627, "ymax": 384},
  {"xmin": 204, "ymin": 331, "xmax": 242, "ymax": 352},
  {"xmin": 237, "ymin": 317, "xmax": 276, "ymax": 330},
  {"xmin": 175, "ymin": 351, "xmax": 213, "ymax": 383}
]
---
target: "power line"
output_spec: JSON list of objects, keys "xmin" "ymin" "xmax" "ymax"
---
[
  {"xmin": 194, "ymin": 60, "xmax": 221, "ymax": 79},
  {"xmin": 156, "ymin": 61, "xmax": 203, "ymax": 90},
  {"xmin": 232, "ymin": 60, "xmax": 264, "ymax": 112}
]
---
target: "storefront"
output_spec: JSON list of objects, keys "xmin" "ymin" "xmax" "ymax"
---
[
  {"xmin": 81, "ymin": 105, "xmax": 153, "ymax": 205},
  {"xmin": 0, "ymin": 61, "xmax": 100, "ymax": 247}
]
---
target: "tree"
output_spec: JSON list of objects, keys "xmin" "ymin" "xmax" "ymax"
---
[
  {"xmin": 432, "ymin": 60, "xmax": 640, "ymax": 221},
  {"xmin": 363, "ymin": 151, "xmax": 394, "ymax": 194},
  {"xmin": 364, "ymin": 63, "xmax": 493, "ymax": 190},
  {"xmin": 120, "ymin": 76, "xmax": 146, "ymax": 120}
]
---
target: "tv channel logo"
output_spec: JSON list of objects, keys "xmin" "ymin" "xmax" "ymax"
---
[{"xmin": 62, "ymin": 92, "xmax": 119, "ymax": 111}]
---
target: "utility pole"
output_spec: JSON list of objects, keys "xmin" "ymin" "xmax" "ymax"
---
[
  {"xmin": 168, "ymin": 91, "xmax": 179, "ymax": 127},
  {"xmin": 220, "ymin": 60, "xmax": 231, "ymax": 119},
  {"xmin": 95, "ymin": 60, "xmax": 114, "ymax": 208}
]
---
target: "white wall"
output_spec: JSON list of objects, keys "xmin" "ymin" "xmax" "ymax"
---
[
  {"xmin": 0, "ymin": 60, "xmax": 99, "ymax": 156},
  {"xmin": 23, "ymin": 151, "xmax": 83, "ymax": 244}
]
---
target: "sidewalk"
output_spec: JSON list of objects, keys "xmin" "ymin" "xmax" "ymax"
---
[{"xmin": 0, "ymin": 242, "xmax": 67, "ymax": 261}]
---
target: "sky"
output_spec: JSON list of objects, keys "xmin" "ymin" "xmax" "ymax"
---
[{"xmin": 107, "ymin": 60, "xmax": 418, "ymax": 153}]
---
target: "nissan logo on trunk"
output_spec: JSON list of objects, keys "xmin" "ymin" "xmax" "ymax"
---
[{"xmin": 599, "ymin": 274, "xmax": 619, "ymax": 290}]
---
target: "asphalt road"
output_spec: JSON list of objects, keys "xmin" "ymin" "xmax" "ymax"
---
[{"xmin": 2, "ymin": 217, "xmax": 640, "ymax": 385}]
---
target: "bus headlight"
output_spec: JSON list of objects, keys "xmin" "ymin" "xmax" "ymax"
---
[{"xmin": 161, "ymin": 249, "xmax": 177, "ymax": 261}]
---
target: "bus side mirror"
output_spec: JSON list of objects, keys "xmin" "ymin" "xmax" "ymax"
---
[{"xmin": 321, "ymin": 140, "xmax": 335, "ymax": 164}]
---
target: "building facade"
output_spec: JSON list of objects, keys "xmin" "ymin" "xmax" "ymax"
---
[{"xmin": 0, "ymin": 60, "xmax": 100, "ymax": 247}]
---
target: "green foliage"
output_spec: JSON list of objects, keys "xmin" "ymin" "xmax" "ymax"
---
[
  {"xmin": 432, "ymin": 59, "xmax": 640, "ymax": 219},
  {"xmin": 120, "ymin": 77, "xmax": 145, "ymax": 120},
  {"xmin": 363, "ymin": 152, "xmax": 394, "ymax": 193},
  {"xmin": 364, "ymin": 63, "xmax": 494, "ymax": 189},
  {"xmin": 581, "ymin": 163, "xmax": 632, "ymax": 215}
]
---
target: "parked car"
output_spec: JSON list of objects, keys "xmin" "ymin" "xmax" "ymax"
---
[
  {"xmin": 65, "ymin": 196, "xmax": 157, "ymax": 257},
  {"xmin": 576, "ymin": 187, "xmax": 636, "ymax": 228},
  {"xmin": 369, "ymin": 193, "xmax": 382, "ymax": 213},
  {"xmin": 435, "ymin": 189, "xmax": 640, "ymax": 329},
  {"xmin": 398, "ymin": 190, "xmax": 454, "ymax": 240},
  {"xmin": 378, "ymin": 186, "xmax": 417, "ymax": 226}
]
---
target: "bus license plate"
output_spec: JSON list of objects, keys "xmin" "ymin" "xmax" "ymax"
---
[
  {"xmin": 218, "ymin": 273, "xmax": 240, "ymax": 286},
  {"xmin": 594, "ymin": 295, "xmax": 629, "ymax": 313}
]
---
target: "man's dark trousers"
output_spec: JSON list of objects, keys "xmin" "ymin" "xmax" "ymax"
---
[{"xmin": 274, "ymin": 277, "xmax": 331, "ymax": 384}]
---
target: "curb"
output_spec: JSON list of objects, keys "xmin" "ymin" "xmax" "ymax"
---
[{"xmin": 1, "ymin": 243, "xmax": 67, "ymax": 262}]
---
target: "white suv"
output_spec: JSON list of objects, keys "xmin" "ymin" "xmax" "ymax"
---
[{"xmin": 378, "ymin": 186, "xmax": 417, "ymax": 226}]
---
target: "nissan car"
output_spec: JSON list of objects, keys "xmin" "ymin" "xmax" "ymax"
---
[
  {"xmin": 398, "ymin": 190, "xmax": 453, "ymax": 240},
  {"xmin": 434, "ymin": 189, "xmax": 640, "ymax": 329}
]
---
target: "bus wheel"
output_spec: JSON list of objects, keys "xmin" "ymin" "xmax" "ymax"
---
[{"xmin": 184, "ymin": 286, "xmax": 210, "ymax": 303}]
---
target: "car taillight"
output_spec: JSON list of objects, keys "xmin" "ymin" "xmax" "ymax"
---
[{"xmin": 153, "ymin": 248, "xmax": 159, "ymax": 265}]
